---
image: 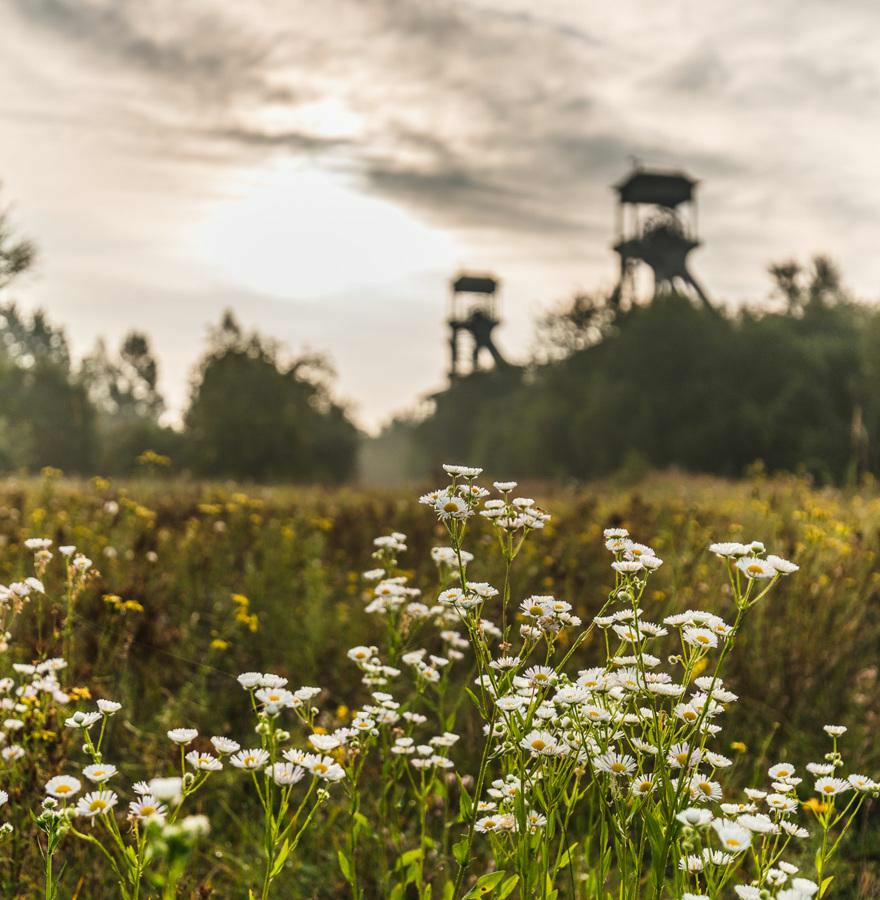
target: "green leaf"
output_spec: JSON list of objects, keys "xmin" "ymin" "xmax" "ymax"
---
[
  {"xmin": 555, "ymin": 842, "xmax": 578, "ymax": 870},
  {"xmin": 820, "ymin": 875, "xmax": 835, "ymax": 897},
  {"xmin": 463, "ymin": 870, "xmax": 508, "ymax": 897},
  {"xmin": 337, "ymin": 849, "xmax": 353, "ymax": 884},
  {"xmin": 270, "ymin": 840, "xmax": 291, "ymax": 879},
  {"xmin": 496, "ymin": 874, "xmax": 519, "ymax": 899},
  {"xmin": 452, "ymin": 838, "xmax": 470, "ymax": 866},
  {"xmin": 397, "ymin": 848, "xmax": 424, "ymax": 868}
]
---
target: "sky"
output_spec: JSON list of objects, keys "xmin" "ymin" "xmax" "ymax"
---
[{"xmin": 2, "ymin": 0, "xmax": 880, "ymax": 431}]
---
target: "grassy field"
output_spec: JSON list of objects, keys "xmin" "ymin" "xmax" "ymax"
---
[{"xmin": 0, "ymin": 469, "xmax": 878, "ymax": 897}]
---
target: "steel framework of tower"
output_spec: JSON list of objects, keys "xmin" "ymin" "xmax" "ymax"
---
[
  {"xmin": 610, "ymin": 166, "xmax": 712, "ymax": 310},
  {"xmin": 447, "ymin": 273, "xmax": 507, "ymax": 378}
]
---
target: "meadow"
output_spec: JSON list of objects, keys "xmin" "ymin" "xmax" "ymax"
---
[{"xmin": 0, "ymin": 467, "xmax": 878, "ymax": 898}]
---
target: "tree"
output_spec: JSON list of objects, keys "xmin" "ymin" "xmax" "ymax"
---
[
  {"xmin": 183, "ymin": 312, "xmax": 358, "ymax": 482},
  {"xmin": 0, "ymin": 192, "xmax": 35, "ymax": 290}
]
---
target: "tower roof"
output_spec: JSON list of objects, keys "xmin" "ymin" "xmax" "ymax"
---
[
  {"xmin": 452, "ymin": 273, "xmax": 498, "ymax": 295},
  {"xmin": 614, "ymin": 168, "xmax": 697, "ymax": 208}
]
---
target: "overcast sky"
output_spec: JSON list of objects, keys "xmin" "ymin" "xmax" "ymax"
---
[{"xmin": 2, "ymin": 0, "xmax": 880, "ymax": 430}]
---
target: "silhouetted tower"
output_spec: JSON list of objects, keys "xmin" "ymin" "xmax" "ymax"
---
[
  {"xmin": 448, "ymin": 273, "xmax": 507, "ymax": 378},
  {"xmin": 611, "ymin": 166, "xmax": 712, "ymax": 310}
]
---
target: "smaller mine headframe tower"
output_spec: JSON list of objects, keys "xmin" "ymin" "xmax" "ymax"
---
[
  {"xmin": 611, "ymin": 165, "xmax": 712, "ymax": 311},
  {"xmin": 448, "ymin": 273, "xmax": 507, "ymax": 379}
]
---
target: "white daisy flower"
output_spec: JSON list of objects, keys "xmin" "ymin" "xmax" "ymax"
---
[
  {"xmin": 592, "ymin": 751, "xmax": 636, "ymax": 777},
  {"xmin": 167, "ymin": 728, "xmax": 198, "ymax": 746},
  {"xmin": 45, "ymin": 775, "xmax": 81, "ymax": 799},
  {"xmin": 76, "ymin": 790, "xmax": 118, "ymax": 818},
  {"xmin": 82, "ymin": 764, "xmax": 117, "ymax": 784},
  {"xmin": 230, "ymin": 749, "xmax": 270, "ymax": 770},
  {"xmin": 712, "ymin": 819, "xmax": 752, "ymax": 853},
  {"xmin": 520, "ymin": 730, "xmax": 559, "ymax": 757},
  {"xmin": 185, "ymin": 752, "xmax": 223, "ymax": 772},
  {"xmin": 128, "ymin": 795, "xmax": 166, "ymax": 821},
  {"xmin": 210, "ymin": 736, "xmax": 240, "ymax": 755},
  {"xmin": 814, "ymin": 777, "xmax": 851, "ymax": 797},
  {"xmin": 735, "ymin": 557, "xmax": 776, "ymax": 579}
]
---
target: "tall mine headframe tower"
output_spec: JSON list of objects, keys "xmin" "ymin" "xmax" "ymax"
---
[
  {"xmin": 611, "ymin": 165, "xmax": 712, "ymax": 310},
  {"xmin": 447, "ymin": 272, "xmax": 508, "ymax": 379}
]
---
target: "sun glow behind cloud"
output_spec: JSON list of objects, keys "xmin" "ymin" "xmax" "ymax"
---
[{"xmin": 191, "ymin": 159, "xmax": 461, "ymax": 301}]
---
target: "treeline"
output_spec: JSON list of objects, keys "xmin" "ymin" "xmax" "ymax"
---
[
  {"xmin": 372, "ymin": 257, "xmax": 880, "ymax": 485},
  {"xmin": 0, "ymin": 306, "xmax": 358, "ymax": 481}
]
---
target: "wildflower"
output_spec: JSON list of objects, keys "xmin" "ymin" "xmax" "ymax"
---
[
  {"xmin": 442, "ymin": 464, "xmax": 482, "ymax": 478},
  {"xmin": 848, "ymin": 774, "xmax": 877, "ymax": 792},
  {"xmin": 593, "ymin": 751, "xmax": 636, "ymax": 777},
  {"xmin": 230, "ymin": 749, "xmax": 270, "ymax": 770},
  {"xmin": 435, "ymin": 494, "xmax": 469, "ymax": 520},
  {"xmin": 712, "ymin": 819, "xmax": 751, "ymax": 853},
  {"xmin": 76, "ymin": 790, "xmax": 118, "ymax": 818},
  {"xmin": 733, "ymin": 888, "xmax": 761, "ymax": 900},
  {"xmin": 769, "ymin": 763, "xmax": 796, "ymax": 780},
  {"xmin": 490, "ymin": 656, "xmax": 521, "ymax": 671},
  {"xmin": 147, "ymin": 778, "xmax": 183, "ymax": 803},
  {"xmin": 97, "ymin": 699, "xmax": 121, "ymax": 715},
  {"xmin": 186, "ymin": 751, "xmax": 223, "ymax": 772},
  {"xmin": 766, "ymin": 794, "xmax": 799, "ymax": 813},
  {"xmin": 522, "ymin": 666, "xmax": 557, "ymax": 689},
  {"xmin": 668, "ymin": 743, "xmax": 702, "ymax": 769},
  {"xmin": 766, "ymin": 554, "xmax": 799, "ymax": 575},
  {"xmin": 690, "ymin": 775, "xmax": 723, "ymax": 802},
  {"xmin": 83, "ymin": 764, "xmax": 117, "ymax": 784},
  {"xmin": 737, "ymin": 813, "xmax": 777, "ymax": 834},
  {"xmin": 255, "ymin": 687, "xmax": 295, "ymax": 714},
  {"xmin": 823, "ymin": 724, "xmax": 847, "ymax": 737},
  {"xmin": 735, "ymin": 557, "xmax": 776, "ymax": 579},
  {"xmin": 210, "ymin": 736, "xmax": 240, "ymax": 755},
  {"xmin": 302, "ymin": 754, "xmax": 345, "ymax": 782},
  {"xmin": 45, "ymin": 776, "xmax": 81, "ymax": 799},
  {"xmin": 129, "ymin": 795, "xmax": 166, "ymax": 822},
  {"xmin": 814, "ymin": 777, "xmax": 850, "ymax": 797},
  {"xmin": 271, "ymin": 763, "xmax": 305, "ymax": 786},
  {"xmin": 678, "ymin": 855, "xmax": 703, "ymax": 873},
  {"xmin": 167, "ymin": 728, "xmax": 198, "ymax": 746},
  {"xmin": 676, "ymin": 807, "xmax": 713, "ymax": 827},
  {"xmin": 347, "ymin": 646, "xmax": 374, "ymax": 663},
  {"xmin": 708, "ymin": 542, "xmax": 749, "ymax": 557},
  {"xmin": 309, "ymin": 734, "xmax": 341, "ymax": 752},
  {"xmin": 683, "ymin": 627, "xmax": 718, "ymax": 650},
  {"xmin": 65, "ymin": 711, "xmax": 101, "ymax": 730},
  {"xmin": 631, "ymin": 776, "xmax": 655, "ymax": 797},
  {"xmin": 520, "ymin": 730, "xmax": 559, "ymax": 757}
]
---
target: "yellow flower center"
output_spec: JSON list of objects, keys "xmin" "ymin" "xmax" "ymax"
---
[{"xmin": 531, "ymin": 739, "xmax": 546, "ymax": 751}]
